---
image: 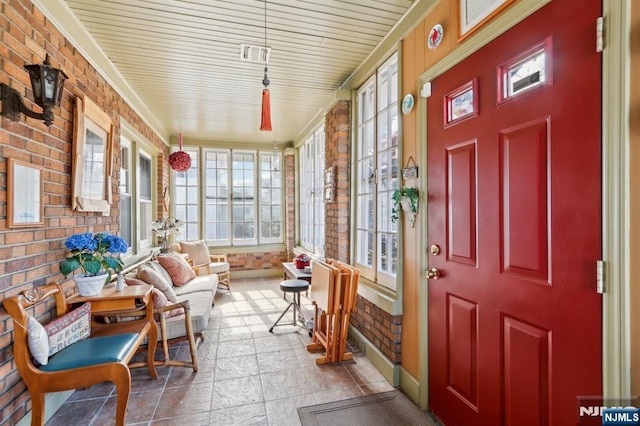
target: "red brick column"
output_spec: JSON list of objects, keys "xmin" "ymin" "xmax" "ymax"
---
[
  {"xmin": 324, "ymin": 100, "xmax": 351, "ymax": 262},
  {"xmin": 284, "ymin": 150, "xmax": 296, "ymax": 260}
]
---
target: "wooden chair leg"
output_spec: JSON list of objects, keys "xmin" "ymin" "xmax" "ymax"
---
[
  {"xmin": 218, "ymin": 271, "xmax": 230, "ymax": 290},
  {"xmin": 159, "ymin": 314, "xmax": 170, "ymax": 366},
  {"xmin": 184, "ymin": 308, "xmax": 198, "ymax": 372},
  {"xmin": 113, "ymin": 365, "xmax": 132, "ymax": 426},
  {"xmin": 30, "ymin": 392, "xmax": 45, "ymax": 426},
  {"xmin": 155, "ymin": 301, "xmax": 199, "ymax": 371}
]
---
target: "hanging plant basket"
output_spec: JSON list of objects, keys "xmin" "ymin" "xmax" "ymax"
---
[{"xmin": 391, "ymin": 187, "xmax": 419, "ymax": 227}]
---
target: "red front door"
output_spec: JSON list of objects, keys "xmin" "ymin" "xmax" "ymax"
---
[{"xmin": 427, "ymin": 2, "xmax": 602, "ymax": 425}]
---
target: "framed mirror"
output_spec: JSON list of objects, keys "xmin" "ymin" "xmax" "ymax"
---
[
  {"xmin": 7, "ymin": 158, "xmax": 44, "ymax": 228},
  {"xmin": 72, "ymin": 95, "xmax": 114, "ymax": 214}
]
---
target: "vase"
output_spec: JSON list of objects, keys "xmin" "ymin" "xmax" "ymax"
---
[
  {"xmin": 74, "ymin": 273, "xmax": 108, "ymax": 296},
  {"xmin": 160, "ymin": 235, "xmax": 169, "ymax": 253}
]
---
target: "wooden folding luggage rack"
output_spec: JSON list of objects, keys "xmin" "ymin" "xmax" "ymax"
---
[{"xmin": 306, "ymin": 259, "xmax": 360, "ymax": 364}]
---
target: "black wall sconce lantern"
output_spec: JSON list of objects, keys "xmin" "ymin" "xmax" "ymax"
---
[{"xmin": 1, "ymin": 54, "xmax": 68, "ymax": 127}]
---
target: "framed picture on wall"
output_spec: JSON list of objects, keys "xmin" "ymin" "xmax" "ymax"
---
[
  {"xmin": 323, "ymin": 166, "xmax": 335, "ymax": 202},
  {"xmin": 8, "ymin": 158, "xmax": 44, "ymax": 228},
  {"xmin": 458, "ymin": 0, "xmax": 515, "ymax": 41}
]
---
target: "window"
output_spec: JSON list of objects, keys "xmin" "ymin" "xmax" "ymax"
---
[
  {"xmin": 259, "ymin": 151, "xmax": 283, "ymax": 244},
  {"xmin": 299, "ymin": 126, "xmax": 325, "ymax": 255},
  {"xmin": 138, "ymin": 150, "xmax": 153, "ymax": 248},
  {"xmin": 119, "ymin": 125, "xmax": 157, "ymax": 256},
  {"xmin": 174, "ymin": 147, "xmax": 283, "ymax": 246},
  {"xmin": 355, "ymin": 53, "xmax": 399, "ymax": 289},
  {"xmin": 174, "ymin": 148, "xmax": 200, "ymax": 241},
  {"xmin": 120, "ymin": 140, "xmax": 132, "ymax": 250}
]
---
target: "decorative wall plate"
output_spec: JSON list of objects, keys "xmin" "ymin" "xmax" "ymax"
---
[
  {"xmin": 428, "ymin": 24, "xmax": 444, "ymax": 50},
  {"xmin": 402, "ymin": 94, "xmax": 415, "ymax": 115}
]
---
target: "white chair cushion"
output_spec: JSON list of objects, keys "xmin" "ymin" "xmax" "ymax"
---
[
  {"xmin": 173, "ymin": 274, "xmax": 219, "ymax": 297},
  {"xmin": 209, "ymin": 262, "xmax": 230, "ymax": 274}
]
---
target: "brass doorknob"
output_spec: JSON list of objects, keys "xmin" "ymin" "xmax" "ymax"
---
[{"xmin": 425, "ymin": 267, "xmax": 441, "ymax": 280}]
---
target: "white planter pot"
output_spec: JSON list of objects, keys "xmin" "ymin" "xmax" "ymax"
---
[
  {"xmin": 400, "ymin": 196, "xmax": 417, "ymax": 228},
  {"xmin": 73, "ymin": 273, "xmax": 108, "ymax": 296}
]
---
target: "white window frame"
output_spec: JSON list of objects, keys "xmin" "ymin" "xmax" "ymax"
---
[
  {"xmin": 299, "ymin": 125, "xmax": 325, "ymax": 255},
  {"xmin": 119, "ymin": 122, "xmax": 157, "ymax": 257},
  {"xmin": 119, "ymin": 137, "xmax": 133, "ymax": 254},
  {"xmin": 138, "ymin": 148, "xmax": 153, "ymax": 250},
  {"xmin": 228, "ymin": 149, "xmax": 258, "ymax": 246},
  {"xmin": 259, "ymin": 149, "xmax": 284, "ymax": 245},
  {"xmin": 174, "ymin": 147, "xmax": 284, "ymax": 247},
  {"xmin": 355, "ymin": 52, "xmax": 399, "ymax": 290},
  {"xmin": 174, "ymin": 147, "xmax": 200, "ymax": 241}
]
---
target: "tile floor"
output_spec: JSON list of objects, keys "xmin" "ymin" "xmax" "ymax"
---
[{"xmin": 45, "ymin": 277, "xmax": 397, "ymax": 425}]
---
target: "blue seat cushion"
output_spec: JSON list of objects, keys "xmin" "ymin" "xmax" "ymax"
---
[{"xmin": 40, "ymin": 333, "xmax": 139, "ymax": 372}]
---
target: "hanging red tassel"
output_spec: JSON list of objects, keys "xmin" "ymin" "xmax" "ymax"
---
[{"xmin": 260, "ymin": 88, "xmax": 272, "ymax": 132}]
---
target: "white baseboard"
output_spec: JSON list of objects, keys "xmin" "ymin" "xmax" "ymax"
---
[
  {"xmin": 17, "ymin": 390, "xmax": 74, "ymax": 426},
  {"xmin": 231, "ymin": 268, "xmax": 282, "ymax": 279},
  {"xmin": 348, "ymin": 325, "xmax": 400, "ymax": 387},
  {"xmin": 348, "ymin": 325, "xmax": 423, "ymax": 407},
  {"xmin": 399, "ymin": 367, "xmax": 422, "ymax": 408}
]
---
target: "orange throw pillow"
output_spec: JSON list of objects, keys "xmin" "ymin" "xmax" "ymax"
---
[{"xmin": 157, "ymin": 252, "xmax": 196, "ymax": 286}]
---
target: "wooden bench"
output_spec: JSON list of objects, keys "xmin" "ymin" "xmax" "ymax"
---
[{"xmin": 3, "ymin": 282, "xmax": 158, "ymax": 426}]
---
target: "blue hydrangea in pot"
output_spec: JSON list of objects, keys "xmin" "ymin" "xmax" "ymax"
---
[{"xmin": 60, "ymin": 232, "xmax": 128, "ymax": 296}]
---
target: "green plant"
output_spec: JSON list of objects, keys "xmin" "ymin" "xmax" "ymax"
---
[
  {"xmin": 60, "ymin": 232, "xmax": 128, "ymax": 277},
  {"xmin": 391, "ymin": 187, "xmax": 420, "ymax": 224}
]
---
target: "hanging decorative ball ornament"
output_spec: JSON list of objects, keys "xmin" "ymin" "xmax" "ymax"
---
[{"xmin": 169, "ymin": 133, "xmax": 191, "ymax": 172}]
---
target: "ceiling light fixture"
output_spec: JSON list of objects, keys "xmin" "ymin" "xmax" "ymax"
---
[
  {"xmin": 260, "ymin": 0, "xmax": 272, "ymax": 132},
  {"xmin": 1, "ymin": 54, "xmax": 67, "ymax": 127}
]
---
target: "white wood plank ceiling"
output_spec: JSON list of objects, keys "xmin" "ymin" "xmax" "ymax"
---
[{"xmin": 55, "ymin": 0, "xmax": 415, "ymax": 145}]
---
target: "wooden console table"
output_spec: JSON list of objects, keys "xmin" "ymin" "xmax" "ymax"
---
[
  {"xmin": 282, "ymin": 262, "xmax": 311, "ymax": 283},
  {"xmin": 69, "ymin": 284, "xmax": 153, "ymax": 314}
]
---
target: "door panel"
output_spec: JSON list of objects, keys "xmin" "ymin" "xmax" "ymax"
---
[
  {"xmin": 446, "ymin": 141, "xmax": 478, "ymax": 266},
  {"xmin": 446, "ymin": 295, "xmax": 478, "ymax": 409},
  {"xmin": 499, "ymin": 119, "xmax": 549, "ymax": 281},
  {"xmin": 427, "ymin": 1, "xmax": 601, "ymax": 425},
  {"xmin": 503, "ymin": 317, "xmax": 550, "ymax": 426}
]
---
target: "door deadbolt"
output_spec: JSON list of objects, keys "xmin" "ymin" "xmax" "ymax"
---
[{"xmin": 430, "ymin": 244, "xmax": 441, "ymax": 255}]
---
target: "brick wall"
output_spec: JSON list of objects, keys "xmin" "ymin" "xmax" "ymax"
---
[
  {"xmin": 0, "ymin": 1, "xmax": 168, "ymax": 423},
  {"xmin": 284, "ymin": 151, "xmax": 295, "ymax": 260},
  {"xmin": 227, "ymin": 251, "xmax": 289, "ymax": 273},
  {"xmin": 351, "ymin": 295, "xmax": 402, "ymax": 364},
  {"xmin": 324, "ymin": 100, "xmax": 351, "ymax": 262},
  {"xmin": 323, "ymin": 99, "xmax": 403, "ymax": 365}
]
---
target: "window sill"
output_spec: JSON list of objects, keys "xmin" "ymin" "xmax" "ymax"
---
[
  {"xmin": 209, "ymin": 243, "xmax": 286, "ymax": 254},
  {"xmin": 357, "ymin": 277, "xmax": 403, "ymax": 316},
  {"xmin": 292, "ymin": 245, "xmax": 403, "ymax": 317}
]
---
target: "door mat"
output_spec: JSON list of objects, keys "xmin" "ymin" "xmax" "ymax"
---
[{"xmin": 297, "ymin": 390, "xmax": 438, "ymax": 426}]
